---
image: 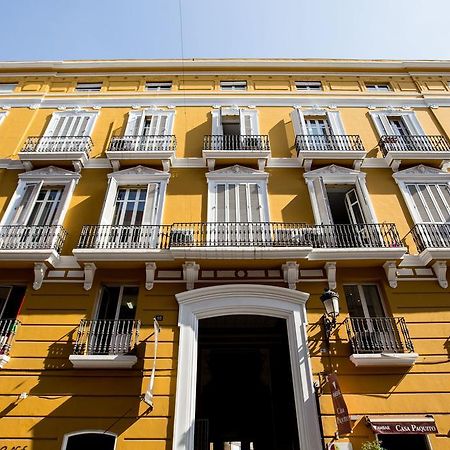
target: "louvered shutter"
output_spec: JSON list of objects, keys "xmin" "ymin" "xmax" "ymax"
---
[
  {"xmin": 142, "ymin": 184, "xmax": 160, "ymax": 225},
  {"xmin": 312, "ymin": 178, "xmax": 333, "ymax": 224}
]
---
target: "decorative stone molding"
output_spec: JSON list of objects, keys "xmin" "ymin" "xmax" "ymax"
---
[
  {"xmin": 83, "ymin": 263, "xmax": 97, "ymax": 291},
  {"xmin": 161, "ymin": 159, "xmax": 171, "ymax": 173},
  {"xmin": 432, "ymin": 260, "xmax": 448, "ymax": 289},
  {"xmin": 145, "ymin": 262, "xmax": 157, "ymax": 290},
  {"xmin": 324, "ymin": 262, "xmax": 336, "ymax": 290},
  {"xmin": 383, "ymin": 261, "xmax": 398, "ymax": 288},
  {"xmin": 33, "ymin": 263, "xmax": 47, "ymax": 290},
  {"xmin": 282, "ymin": 261, "xmax": 299, "ymax": 290},
  {"xmin": 183, "ymin": 261, "xmax": 200, "ymax": 290}
]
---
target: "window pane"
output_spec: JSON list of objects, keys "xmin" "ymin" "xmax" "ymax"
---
[
  {"xmin": 343, "ymin": 285, "xmax": 365, "ymax": 317},
  {"xmin": 407, "ymin": 185, "xmax": 431, "ymax": 222},
  {"xmin": 97, "ymin": 286, "xmax": 121, "ymax": 320},
  {"xmin": 250, "ymin": 184, "xmax": 260, "ymax": 222},
  {"xmin": 239, "ymin": 185, "xmax": 249, "ymax": 222},
  {"xmin": 228, "ymin": 184, "xmax": 237, "ymax": 222},
  {"xmin": 118, "ymin": 287, "xmax": 138, "ymax": 320},
  {"xmin": 419, "ymin": 185, "xmax": 441, "ymax": 222},
  {"xmin": 430, "ymin": 185, "xmax": 450, "ymax": 222},
  {"xmin": 217, "ymin": 185, "xmax": 226, "ymax": 222},
  {"xmin": 362, "ymin": 285, "xmax": 385, "ymax": 317}
]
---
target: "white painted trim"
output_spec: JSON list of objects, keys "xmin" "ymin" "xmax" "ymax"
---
[
  {"xmin": 0, "ymin": 111, "xmax": 8, "ymax": 126},
  {"xmin": 61, "ymin": 430, "xmax": 117, "ymax": 450},
  {"xmin": 350, "ymin": 353, "xmax": 418, "ymax": 367},
  {"xmin": 69, "ymin": 354, "xmax": 138, "ymax": 368},
  {"xmin": 308, "ymin": 247, "xmax": 407, "ymax": 260},
  {"xmin": 172, "ymin": 284, "xmax": 322, "ymax": 450},
  {"xmin": 0, "ymin": 354, "xmax": 10, "ymax": 368},
  {"xmin": 369, "ymin": 109, "xmax": 424, "ymax": 138}
]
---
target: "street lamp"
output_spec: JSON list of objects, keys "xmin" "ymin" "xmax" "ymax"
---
[{"xmin": 320, "ymin": 288, "xmax": 340, "ymax": 342}]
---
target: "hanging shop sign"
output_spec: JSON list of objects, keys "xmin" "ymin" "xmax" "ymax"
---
[{"xmin": 327, "ymin": 373, "xmax": 352, "ymax": 435}]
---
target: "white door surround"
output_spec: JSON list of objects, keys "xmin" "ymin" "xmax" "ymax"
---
[{"xmin": 172, "ymin": 284, "xmax": 322, "ymax": 450}]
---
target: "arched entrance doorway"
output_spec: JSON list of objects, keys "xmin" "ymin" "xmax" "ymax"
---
[{"xmin": 172, "ymin": 285, "xmax": 322, "ymax": 450}]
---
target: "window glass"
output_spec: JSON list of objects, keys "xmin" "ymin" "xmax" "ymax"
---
[
  {"xmin": 65, "ymin": 433, "xmax": 116, "ymax": 450},
  {"xmin": 362, "ymin": 285, "xmax": 385, "ymax": 317},
  {"xmin": 295, "ymin": 81, "xmax": 322, "ymax": 91},
  {"xmin": 145, "ymin": 81, "xmax": 172, "ymax": 91},
  {"xmin": 344, "ymin": 285, "xmax": 385, "ymax": 318},
  {"xmin": 220, "ymin": 81, "xmax": 247, "ymax": 91},
  {"xmin": 366, "ymin": 83, "xmax": 391, "ymax": 91},
  {"xmin": 0, "ymin": 83, "xmax": 17, "ymax": 92},
  {"xmin": 75, "ymin": 82, "xmax": 102, "ymax": 92}
]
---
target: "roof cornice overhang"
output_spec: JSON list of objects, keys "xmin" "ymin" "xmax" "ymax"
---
[{"xmin": 1, "ymin": 58, "xmax": 450, "ymax": 73}]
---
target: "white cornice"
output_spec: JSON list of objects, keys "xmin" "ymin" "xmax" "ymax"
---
[{"xmin": 1, "ymin": 58, "xmax": 450, "ymax": 71}]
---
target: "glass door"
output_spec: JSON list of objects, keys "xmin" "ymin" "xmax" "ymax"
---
[{"xmin": 305, "ymin": 117, "xmax": 332, "ymax": 150}]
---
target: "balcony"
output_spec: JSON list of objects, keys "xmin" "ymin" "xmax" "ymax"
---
[
  {"xmin": 73, "ymin": 225, "xmax": 171, "ymax": 262},
  {"xmin": 203, "ymin": 135, "xmax": 271, "ymax": 170},
  {"xmin": 73, "ymin": 222, "xmax": 405, "ymax": 262},
  {"xmin": 18, "ymin": 136, "xmax": 93, "ymax": 171},
  {"xmin": 106, "ymin": 135, "xmax": 176, "ymax": 171},
  {"xmin": 345, "ymin": 316, "xmax": 418, "ymax": 366},
  {"xmin": 0, "ymin": 225, "xmax": 67, "ymax": 265},
  {"xmin": 379, "ymin": 135, "xmax": 450, "ymax": 170},
  {"xmin": 69, "ymin": 319, "xmax": 140, "ymax": 368},
  {"xmin": 0, "ymin": 319, "xmax": 20, "ymax": 368},
  {"xmin": 407, "ymin": 223, "xmax": 450, "ymax": 263},
  {"xmin": 295, "ymin": 135, "xmax": 366, "ymax": 170}
]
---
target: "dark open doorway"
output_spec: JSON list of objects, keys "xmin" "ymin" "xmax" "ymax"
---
[{"xmin": 194, "ymin": 315, "xmax": 299, "ymax": 450}]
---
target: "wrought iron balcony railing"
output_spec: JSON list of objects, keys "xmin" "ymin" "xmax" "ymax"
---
[
  {"xmin": 0, "ymin": 319, "xmax": 20, "ymax": 356},
  {"xmin": 345, "ymin": 317, "xmax": 414, "ymax": 354},
  {"xmin": 77, "ymin": 225, "xmax": 171, "ymax": 249},
  {"xmin": 21, "ymin": 136, "xmax": 93, "ymax": 154},
  {"xmin": 169, "ymin": 222, "xmax": 401, "ymax": 249},
  {"xmin": 379, "ymin": 135, "xmax": 450, "ymax": 155},
  {"xmin": 76, "ymin": 223, "xmax": 401, "ymax": 250},
  {"xmin": 72, "ymin": 319, "xmax": 140, "ymax": 356},
  {"xmin": 0, "ymin": 225, "xmax": 67, "ymax": 253},
  {"xmin": 295, "ymin": 134, "xmax": 365, "ymax": 153},
  {"xmin": 203, "ymin": 135, "xmax": 270, "ymax": 152},
  {"xmin": 406, "ymin": 223, "xmax": 450, "ymax": 253},
  {"xmin": 108, "ymin": 135, "xmax": 177, "ymax": 153}
]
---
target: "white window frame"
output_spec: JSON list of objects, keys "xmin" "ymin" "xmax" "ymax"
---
[
  {"xmin": 220, "ymin": 80, "xmax": 247, "ymax": 91},
  {"xmin": 62, "ymin": 431, "xmax": 117, "ymax": 450},
  {"xmin": 75, "ymin": 82, "xmax": 102, "ymax": 92},
  {"xmin": 125, "ymin": 108, "xmax": 175, "ymax": 136},
  {"xmin": 0, "ymin": 166, "xmax": 80, "ymax": 227},
  {"xmin": 145, "ymin": 81, "xmax": 172, "ymax": 91},
  {"xmin": 369, "ymin": 109, "xmax": 424, "ymax": 137},
  {"xmin": 393, "ymin": 165, "xmax": 450, "ymax": 225},
  {"xmin": 291, "ymin": 107, "xmax": 346, "ymax": 138},
  {"xmin": 98, "ymin": 166, "xmax": 170, "ymax": 226},
  {"xmin": 206, "ymin": 165, "xmax": 269, "ymax": 222},
  {"xmin": 304, "ymin": 165, "xmax": 378, "ymax": 225},
  {"xmin": 43, "ymin": 110, "xmax": 99, "ymax": 138},
  {"xmin": 0, "ymin": 83, "xmax": 17, "ymax": 93},
  {"xmin": 211, "ymin": 107, "xmax": 259, "ymax": 136},
  {"xmin": 365, "ymin": 83, "xmax": 392, "ymax": 92},
  {"xmin": 0, "ymin": 111, "xmax": 8, "ymax": 126},
  {"xmin": 295, "ymin": 81, "xmax": 322, "ymax": 91}
]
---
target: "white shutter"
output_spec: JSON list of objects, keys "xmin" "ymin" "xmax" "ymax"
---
[
  {"xmin": 211, "ymin": 110, "xmax": 223, "ymax": 136},
  {"xmin": 216, "ymin": 184, "xmax": 226, "ymax": 221},
  {"xmin": 344, "ymin": 188, "xmax": 365, "ymax": 224},
  {"xmin": 44, "ymin": 113, "xmax": 96, "ymax": 137},
  {"xmin": 249, "ymin": 184, "xmax": 261, "ymax": 222},
  {"xmin": 8, "ymin": 182, "xmax": 43, "ymax": 225},
  {"xmin": 374, "ymin": 113, "xmax": 395, "ymax": 136},
  {"xmin": 142, "ymin": 183, "xmax": 160, "ymax": 225},
  {"xmin": 311, "ymin": 178, "xmax": 333, "ymax": 224},
  {"xmin": 355, "ymin": 178, "xmax": 376, "ymax": 223},
  {"xmin": 99, "ymin": 177, "xmax": 119, "ymax": 225},
  {"xmin": 326, "ymin": 111, "xmax": 345, "ymax": 135},
  {"xmin": 291, "ymin": 109, "xmax": 307, "ymax": 136},
  {"xmin": 240, "ymin": 110, "xmax": 258, "ymax": 136},
  {"xmin": 125, "ymin": 111, "xmax": 144, "ymax": 135},
  {"xmin": 403, "ymin": 113, "xmax": 425, "ymax": 135}
]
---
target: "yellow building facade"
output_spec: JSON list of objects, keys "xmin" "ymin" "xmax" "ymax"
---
[{"xmin": 0, "ymin": 59, "xmax": 449, "ymax": 450}]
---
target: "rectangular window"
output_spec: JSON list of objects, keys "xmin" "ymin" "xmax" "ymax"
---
[
  {"xmin": 220, "ymin": 81, "xmax": 247, "ymax": 91},
  {"xmin": 75, "ymin": 82, "xmax": 102, "ymax": 92},
  {"xmin": 406, "ymin": 183, "xmax": 450, "ymax": 223},
  {"xmin": 305, "ymin": 117, "xmax": 331, "ymax": 136},
  {"xmin": 344, "ymin": 284, "xmax": 386, "ymax": 318},
  {"xmin": 295, "ymin": 81, "xmax": 322, "ymax": 91},
  {"xmin": 0, "ymin": 286, "xmax": 25, "ymax": 320},
  {"xmin": 97, "ymin": 286, "xmax": 138, "ymax": 321},
  {"xmin": 26, "ymin": 188, "xmax": 63, "ymax": 226},
  {"xmin": 145, "ymin": 81, "xmax": 172, "ymax": 91},
  {"xmin": 366, "ymin": 83, "xmax": 392, "ymax": 92},
  {"xmin": 0, "ymin": 83, "xmax": 17, "ymax": 92}
]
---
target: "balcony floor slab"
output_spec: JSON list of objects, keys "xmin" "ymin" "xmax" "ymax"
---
[
  {"xmin": 0, "ymin": 355, "xmax": 10, "ymax": 369},
  {"xmin": 69, "ymin": 354, "xmax": 138, "ymax": 369},
  {"xmin": 350, "ymin": 352, "xmax": 419, "ymax": 367},
  {"xmin": 308, "ymin": 247, "xmax": 407, "ymax": 261}
]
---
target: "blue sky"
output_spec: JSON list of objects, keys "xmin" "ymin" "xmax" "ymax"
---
[{"xmin": 1, "ymin": 0, "xmax": 449, "ymax": 61}]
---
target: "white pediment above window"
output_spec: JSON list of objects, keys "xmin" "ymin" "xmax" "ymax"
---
[
  {"xmin": 304, "ymin": 164, "xmax": 365, "ymax": 183},
  {"xmin": 206, "ymin": 164, "xmax": 268, "ymax": 182},
  {"xmin": 393, "ymin": 164, "xmax": 450, "ymax": 183},
  {"xmin": 107, "ymin": 165, "xmax": 170, "ymax": 184},
  {"xmin": 19, "ymin": 166, "xmax": 80, "ymax": 183}
]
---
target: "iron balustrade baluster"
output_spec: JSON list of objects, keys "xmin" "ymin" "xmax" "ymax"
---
[
  {"xmin": 203, "ymin": 135, "xmax": 270, "ymax": 152},
  {"xmin": 407, "ymin": 223, "xmax": 450, "ymax": 252},
  {"xmin": 108, "ymin": 135, "xmax": 176, "ymax": 153},
  {"xmin": 0, "ymin": 225, "xmax": 67, "ymax": 252},
  {"xmin": 295, "ymin": 135, "xmax": 365, "ymax": 154},
  {"xmin": 345, "ymin": 317, "xmax": 414, "ymax": 354},
  {"xmin": 379, "ymin": 135, "xmax": 450, "ymax": 155},
  {"xmin": 0, "ymin": 319, "xmax": 20, "ymax": 355},
  {"xmin": 21, "ymin": 136, "xmax": 93, "ymax": 154}
]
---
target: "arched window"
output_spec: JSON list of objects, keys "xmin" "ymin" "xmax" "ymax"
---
[{"xmin": 63, "ymin": 431, "xmax": 116, "ymax": 450}]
